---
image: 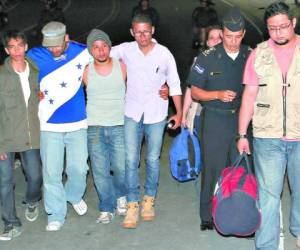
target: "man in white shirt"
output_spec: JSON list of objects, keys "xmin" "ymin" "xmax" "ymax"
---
[{"xmin": 111, "ymin": 14, "xmax": 182, "ymax": 229}]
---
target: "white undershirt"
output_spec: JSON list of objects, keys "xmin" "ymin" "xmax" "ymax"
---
[
  {"xmin": 15, "ymin": 61, "xmax": 30, "ymax": 107},
  {"xmin": 226, "ymin": 51, "xmax": 239, "ymax": 60}
]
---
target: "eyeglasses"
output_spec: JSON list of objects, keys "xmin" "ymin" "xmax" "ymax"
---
[
  {"xmin": 267, "ymin": 22, "xmax": 292, "ymax": 33},
  {"xmin": 133, "ymin": 30, "xmax": 152, "ymax": 36}
]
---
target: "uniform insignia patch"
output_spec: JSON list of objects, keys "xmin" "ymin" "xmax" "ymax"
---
[
  {"xmin": 194, "ymin": 63, "xmax": 205, "ymax": 74},
  {"xmin": 202, "ymin": 47, "xmax": 216, "ymax": 57}
]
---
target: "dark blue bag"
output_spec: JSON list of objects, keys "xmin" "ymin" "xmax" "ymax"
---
[
  {"xmin": 212, "ymin": 153, "xmax": 261, "ymax": 236},
  {"xmin": 169, "ymin": 127, "xmax": 201, "ymax": 182}
]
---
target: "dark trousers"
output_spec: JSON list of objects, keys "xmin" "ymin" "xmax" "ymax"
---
[
  {"xmin": 0, "ymin": 149, "xmax": 42, "ymax": 229},
  {"xmin": 199, "ymin": 108, "xmax": 238, "ymax": 222}
]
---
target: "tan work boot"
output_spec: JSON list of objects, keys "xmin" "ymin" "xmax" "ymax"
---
[
  {"xmin": 122, "ymin": 202, "xmax": 139, "ymax": 229},
  {"xmin": 297, "ymin": 235, "xmax": 300, "ymax": 248},
  {"xmin": 141, "ymin": 196, "xmax": 155, "ymax": 221}
]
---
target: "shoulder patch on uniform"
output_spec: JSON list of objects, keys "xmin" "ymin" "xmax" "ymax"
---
[
  {"xmin": 201, "ymin": 47, "xmax": 216, "ymax": 57},
  {"xmin": 194, "ymin": 63, "xmax": 205, "ymax": 74}
]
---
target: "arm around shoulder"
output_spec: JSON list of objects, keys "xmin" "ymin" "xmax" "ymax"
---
[
  {"xmin": 82, "ymin": 65, "xmax": 89, "ymax": 86},
  {"xmin": 119, "ymin": 60, "xmax": 127, "ymax": 82}
]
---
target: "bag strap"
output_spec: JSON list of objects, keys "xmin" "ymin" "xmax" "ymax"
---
[
  {"xmin": 232, "ymin": 152, "xmax": 253, "ymax": 174},
  {"xmin": 189, "ymin": 128, "xmax": 201, "ymax": 174}
]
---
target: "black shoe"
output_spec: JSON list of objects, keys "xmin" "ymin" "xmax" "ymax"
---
[{"xmin": 200, "ymin": 221, "xmax": 214, "ymax": 231}]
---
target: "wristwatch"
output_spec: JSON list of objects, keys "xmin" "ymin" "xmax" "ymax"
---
[{"xmin": 236, "ymin": 134, "xmax": 248, "ymax": 140}]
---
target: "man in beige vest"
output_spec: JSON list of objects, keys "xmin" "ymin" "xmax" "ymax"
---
[{"xmin": 237, "ymin": 2, "xmax": 300, "ymax": 249}]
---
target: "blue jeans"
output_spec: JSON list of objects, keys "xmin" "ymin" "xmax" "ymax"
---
[
  {"xmin": 124, "ymin": 116, "xmax": 166, "ymax": 202},
  {"xmin": 0, "ymin": 149, "xmax": 42, "ymax": 228},
  {"xmin": 40, "ymin": 129, "xmax": 88, "ymax": 224},
  {"xmin": 254, "ymin": 138, "xmax": 300, "ymax": 250},
  {"xmin": 88, "ymin": 125, "xmax": 126, "ymax": 213}
]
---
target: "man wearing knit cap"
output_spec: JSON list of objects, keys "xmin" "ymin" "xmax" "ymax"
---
[
  {"xmin": 83, "ymin": 29, "xmax": 128, "ymax": 224},
  {"xmin": 186, "ymin": 7, "xmax": 251, "ymax": 231},
  {"xmin": 27, "ymin": 21, "xmax": 90, "ymax": 231}
]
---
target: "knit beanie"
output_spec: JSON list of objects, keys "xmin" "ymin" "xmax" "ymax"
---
[{"xmin": 86, "ymin": 29, "xmax": 112, "ymax": 54}]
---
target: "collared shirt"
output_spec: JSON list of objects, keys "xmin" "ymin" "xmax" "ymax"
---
[
  {"xmin": 187, "ymin": 43, "xmax": 250, "ymax": 110},
  {"xmin": 111, "ymin": 41, "xmax": 181, "ymax": 124}
]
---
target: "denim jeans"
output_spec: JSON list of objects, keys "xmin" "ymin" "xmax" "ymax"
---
[
  {"xmin": 0, "ymin": 149, "xmax": 42, "ymax": 228},
  {"xmin": 124, "ymin": 116, "xmax": 166, "ymax": 202},
  {"xmin": 88, "ymin": 125, "xmax": 126, "ymax": 213},
  {"xmin": 40, "ymin": 129, "xmax": 88, "ymax": 224},
  {"xmin": 254, "ymin": 138, "xmax": 300, "ymax": 250}
]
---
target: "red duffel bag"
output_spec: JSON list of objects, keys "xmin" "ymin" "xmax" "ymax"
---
[{"xmin": 212, "ymin": 153, "xmax": 261, "ymax": 236}]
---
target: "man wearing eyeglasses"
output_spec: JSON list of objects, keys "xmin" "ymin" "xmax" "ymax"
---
[
  {"xmin": 237, "ymin": 2, "xmax": 300, "ymax": 249},
  {"xmin": 111, "ymin": 14, "xmax": 182, "ymax": 229}
]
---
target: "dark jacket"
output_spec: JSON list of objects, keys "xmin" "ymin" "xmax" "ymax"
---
[
  {"xmin": 0, "ymin": 56, "xmax": 40, "ymax": 155},
  {"xmin": 192, "ymin": 6, "xmax": 218, "ymax": 28},
  {"xmin": 132, "ymin": 6, "xmax": 159, "ymax": 28}
]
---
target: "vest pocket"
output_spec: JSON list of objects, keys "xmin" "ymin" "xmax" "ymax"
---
[
  {"xmin": 253, "ymin": 103, "xmax": 272, "ymax": 129},
  {"xmin": 255, "ymin": 103, "xmax": 270, "ymax": 116}
]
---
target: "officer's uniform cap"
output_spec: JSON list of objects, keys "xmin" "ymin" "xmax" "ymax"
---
[{"xmin": 222, "ymin": 7, "xmax": 245, "ymax": 32}]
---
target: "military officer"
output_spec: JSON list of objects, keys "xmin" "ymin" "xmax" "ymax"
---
[{"xmin": 186, "ymin": 7, "xmax": 251, "ymax": 231}]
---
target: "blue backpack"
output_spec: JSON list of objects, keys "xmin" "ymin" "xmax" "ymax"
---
[{"xmin": 169, "ymin": 127, "xmax": 201, "ymax": 182}]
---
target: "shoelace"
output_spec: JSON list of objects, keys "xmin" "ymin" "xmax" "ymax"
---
[{"xmin": 27, "ymin": 205, "xmax": 37, "ymax": 213}]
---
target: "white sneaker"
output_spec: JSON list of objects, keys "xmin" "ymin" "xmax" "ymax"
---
[
  {"xmin": 14, "ymin": 159, "xmax": 21, "ymax": 169},
  {"xmin": 0, "ymin": 226, "xmax": 22, "ymax": 241},
  {"xmin": 116, "ymin": 196, "xmax": 127, "ymax": 216},
  {"xmin": 46, "ymin": 221, "xmax": 63, "ymax": 231},
  {"xmin": 72, "ymin": 199, "xmax": 87, "ymax": 216},
  {"xmin": 96, "ymin": 212, "xmax": 114, "ymax": 224}
]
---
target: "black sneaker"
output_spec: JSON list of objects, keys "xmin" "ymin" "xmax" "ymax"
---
[
  {"xmin": 25, "ymin": 203, "xmax": 39, "ymax": 222},
  {"xmin": 200, "ymin": 221, "xmax": 214, "ymax": 231}
]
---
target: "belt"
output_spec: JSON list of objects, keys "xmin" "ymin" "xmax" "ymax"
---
[{"xmin": 204, "ymin": 106, "xmax": 238, "ymax": 115}]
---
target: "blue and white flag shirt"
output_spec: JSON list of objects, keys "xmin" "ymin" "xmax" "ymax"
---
[{"xmin": 27, "ymin": 41, "xmax": 90, "ymax": 132}]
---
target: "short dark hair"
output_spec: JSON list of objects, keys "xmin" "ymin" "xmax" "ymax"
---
[
  {"xmin": 264, "ymin": 2, "xmax": 293, "ymax": 24},
  {"xmin": 2, "ymin": 29, "xmax": 27, "ymax": 48},
  {"xmin": 131, "ymin": 13, "xmax": 152, "ymax": 26}
]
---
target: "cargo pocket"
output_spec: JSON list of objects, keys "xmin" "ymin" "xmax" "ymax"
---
[
  {"xmin": 253, "ymin": 103, "xmax": 271, "ymax": 129},
  {"xmin": 2, "ymin": 92, "xmax": 18, "ymax": 110}
]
